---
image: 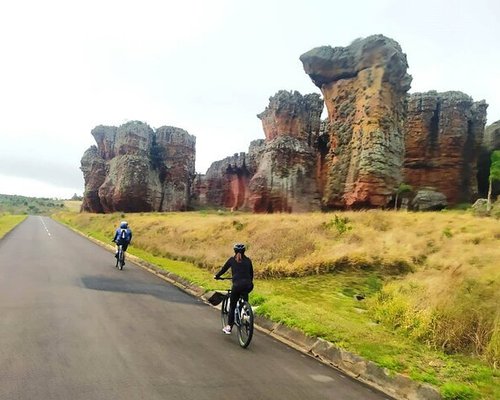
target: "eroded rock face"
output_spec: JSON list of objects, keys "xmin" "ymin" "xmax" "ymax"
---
[
  {"xmin": 203, "ymin": 153, "xmax": 253, "ymax": 211},
  {"xmin": 248, "ymin": 136, "xmax": 321, "ymax": 212},
  {"xmin": 80, "ymin": 146, "xmax": 106, "ymax": 213},
  {"xmin": 257, "ymin": 90, "xmax": 323, "ymax": 144},
  {"xmin": 81, "ymin": 121, "xmax": 195, "ymax": 212},
  {"xmin": 300, "ymin": 35, "xmax": 412, "ymax": 208},
  {"xmin": 192, "ymin": 140, "xmax": 267, "ymax": 211},
  {"xmin": 249, "ymin": 91, "xmax": 323, "ymax": 212},
  {"xmin": 156, "ymin": 126, "xmax": 197, "ymax": 211},
  {"xmin": 404, "ymin": 91, "xmax": 488, "ymax": 204},
  {"xmin": 483, "ymin": 121, "xmax": 500, "ymax": 151},
  {"xmin": 478, "ymin": 120, "xmax": 500, "ymax": 198},
  {"xmin": 196, "ymin": 91, "xmax": 323, "ymax": 213}
]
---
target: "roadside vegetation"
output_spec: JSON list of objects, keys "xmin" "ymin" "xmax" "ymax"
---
[
  {"xmin": 0, "ymin": 194, "xmax": 67, "ymax": 215},
  {"xmin": 0, "ymin": 214, "xmax": 27, "ymax": 239},
  {"xmin": 55, "ymin": 207, "xmax": 499, "ymax": 399}
]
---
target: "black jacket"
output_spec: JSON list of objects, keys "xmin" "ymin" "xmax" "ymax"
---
[{"xmin": 215, "ymin": 255, "xmax": 253, "ymax": 284}]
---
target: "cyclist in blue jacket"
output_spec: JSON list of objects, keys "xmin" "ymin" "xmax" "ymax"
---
[
  {"xmin": 214, "ymin": 243, "xmax": 254, "ymax": 334},
  {"xmin": 112, "ymin": 221, "xmax": 133, "ymax": 260}
]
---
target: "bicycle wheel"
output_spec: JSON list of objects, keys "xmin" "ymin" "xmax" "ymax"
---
[
  {"xmin": 220, "ymin": 296, "xmax": 230, "ymax": 328},
  {"xmin": 115, "ymin": 248, "xmax": 120, "ymax": 269},
  {"xmin": 237, "ymin": 301, "xmax": 254, "ymax": 348},
  {"xmin": 119, "ymin": 249, "xmax": 124, "ymax": 270}
]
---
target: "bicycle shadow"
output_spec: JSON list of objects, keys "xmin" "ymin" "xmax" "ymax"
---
[{"xmin": 80, "ymin": 275, "xmax": 204, "ymax": 305}]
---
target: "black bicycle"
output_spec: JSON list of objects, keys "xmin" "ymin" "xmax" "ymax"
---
[
  {"xmin": 115, "ymin": 244, "xmax": 125, "ymax": 270},
  {"xmin": 217, "ymin": 278, "xmax": 254, "ymax": 348}
]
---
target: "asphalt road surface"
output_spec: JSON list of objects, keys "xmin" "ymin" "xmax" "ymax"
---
[{"xmin": 0, "ymin": 216, "xmax": 392, "ymax": 400}]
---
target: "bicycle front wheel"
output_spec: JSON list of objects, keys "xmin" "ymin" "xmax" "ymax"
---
[
  {"xmin": 221, "ymin": 296, "xmax": 230, "ymax": 328},
  {"xmin": 237, "ymin": 301, "xmax": 254, "ymax": 348}
]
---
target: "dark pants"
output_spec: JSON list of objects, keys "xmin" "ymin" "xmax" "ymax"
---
[
  {"xmin": 117, "ymin": 242, "xmax": 129, "ymax": 252},
  {"xmin": 228, "ymin": 281, "xmax": 253, "ymax": 327}
]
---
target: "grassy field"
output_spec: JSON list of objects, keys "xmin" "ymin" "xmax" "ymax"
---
[
  {"xmin": 63, "ymin": 200, "xmax": 82, "ymax": 213},
  {"xmin": 0, "ymin": 214, "xmax": 27, "ymax": 239},
  {"xmin": 55, "ymin": 209, "xmax": 499, "ymax": 399},
  {"xmin": 0, "ymin": 194, "xmax": 67, "ymax": 215}
]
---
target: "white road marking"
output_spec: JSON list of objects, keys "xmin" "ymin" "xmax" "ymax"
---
[
  {"xmin": 39, "ymin": 217, "xmax": 52, "ymax": 237},
  {"xmin": 310, "ymin": 374, "xmax": 335, "ymax": 383}
]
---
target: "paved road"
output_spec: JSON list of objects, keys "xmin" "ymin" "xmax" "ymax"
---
[{"xmin": 0, "ymin": 216, "xmax": 391, "ymax": 400}]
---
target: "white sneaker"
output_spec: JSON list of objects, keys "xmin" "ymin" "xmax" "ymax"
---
[{"xmin": 222, "ymin": 325, "xmax": 232, "ymax": 335}]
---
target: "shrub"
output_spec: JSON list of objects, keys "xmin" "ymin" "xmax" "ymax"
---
[
  {"xmin": 442, "ymin": 227, "xmax": 453, "ymax": 238},
  {"xmin": 323, "ymin": 214, "xmax": 352, "ymax": 235}
]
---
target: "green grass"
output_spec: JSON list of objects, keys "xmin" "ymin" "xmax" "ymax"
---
[
  {"xmin": 0, "ymin": 214, "xmax": 27, "ymax": 239},
  {"xmin": 55, "ymin": 211, "xmax": 500, "ymax": 399}
]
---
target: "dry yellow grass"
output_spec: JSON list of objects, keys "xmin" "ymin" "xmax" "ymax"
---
[
  {"xmin": 56, "ymin": 209, "xmax": 499, "ymax": 365},
  {"xmin": 63, "ymin": 200, "xmax": 82, "ymax": 212},
  {"xmin": 56, "ymin": 210, "xmax": 499, "ymax": 278}
]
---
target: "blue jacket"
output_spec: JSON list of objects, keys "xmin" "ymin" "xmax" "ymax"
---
[{"xmin": 113, "ymin": 227, "xmax": 132, "ymax": 245}]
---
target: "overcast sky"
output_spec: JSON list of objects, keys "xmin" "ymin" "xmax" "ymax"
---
[{"xmin": 0, "ymin": 0, "xmax": 498, "ymax": 198}]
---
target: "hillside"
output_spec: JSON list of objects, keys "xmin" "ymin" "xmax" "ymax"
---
[{"xmin": 0, "ymin": 194, "xmax": 66, "ymax": 215}]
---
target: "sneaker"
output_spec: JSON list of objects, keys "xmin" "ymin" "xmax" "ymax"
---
[
  {"xmin": 222, "ymin": 325, "xmax": 232, "ymax": 335},
  {"xmin": 114, "ymin": 253, "xmax": 118, "ymax": 259}
]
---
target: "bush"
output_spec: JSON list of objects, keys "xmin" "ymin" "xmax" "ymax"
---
[{"xmin": 323, "ymin": 214, "xmax": 352, "ymax": 235}]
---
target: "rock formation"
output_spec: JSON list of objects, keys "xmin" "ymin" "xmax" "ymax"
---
[
  {"xmin": 204, "ymin": 152, "xmax": 253, "ymax": 210},
  {"xmin": 196, "ymin": 91, "xmax": 324, "ymax": 212},
  {"xmin": 248, "ymin": 91, "xmax": 324, "ymax": 212},
  {"xmin": 478, "ymin": 120, "xmax": 500, "ymax": 198},
  {"xmin": 81, "ymin": 121, "xmax": 195, "ymax": 212},
  {"xmin": 300, "ymin": 35, "xmax": 412, "ymax": 208},
  {"xmin": 403, "ymin": 91, "xmax": 488, "ymax": 204},
  {"xmin": 483, "ymin": 120, "xmax": 500, "ymax": 151},
  {"xmin": 411, "ymin": 188, "xmax": 447, "ymax": 211},
  {"xmin": 191, "ymin": 140, "xmax": 265, "ymax": 211}
]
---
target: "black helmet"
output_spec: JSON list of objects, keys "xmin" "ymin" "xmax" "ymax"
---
[
  {"xmin": 233, "ymin": 243, "xmax": 245, "ymax": 253},
  {"xmin": 120, "ymin": 221, "xmax": 128, "ymax": 229}
]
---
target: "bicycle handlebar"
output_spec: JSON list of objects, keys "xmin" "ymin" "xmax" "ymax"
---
[{"xmin": 214, "ymin": 276, "xmax": 231, "ymax": 280}]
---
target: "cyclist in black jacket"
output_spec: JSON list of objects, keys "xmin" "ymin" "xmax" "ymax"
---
[{"xmin": 214, "ymin": 244, "xmax": 254, "ymax": 334}]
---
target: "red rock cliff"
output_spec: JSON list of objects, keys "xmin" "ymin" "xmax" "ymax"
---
[
  {"xmin": 192, "ymin": 140, "xmax": 265, "ymax": 211},
  {"xmin": 404, "ymin": 91, "xmax": 488, "ymax": 204},
  {"xmin": 300, "ymin": 35, "xmax": 412, "ymax": 208}
]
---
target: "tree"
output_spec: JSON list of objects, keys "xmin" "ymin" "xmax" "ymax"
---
[
  {"xmin": 394, "ymin": 183, "xmax": 413, "ymax": 211},
  {"xmin": 487, "ymin": 150, "xmax": 500, "ymax": 212}
]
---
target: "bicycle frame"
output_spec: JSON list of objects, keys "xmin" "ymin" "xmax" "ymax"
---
[
  {"xmin": 115, "ymin": 244, "xmax": 125, "ymax": 270},
  {"xmin": 218, "ymin": 277, "xmax": 254, "ymax": 348}
]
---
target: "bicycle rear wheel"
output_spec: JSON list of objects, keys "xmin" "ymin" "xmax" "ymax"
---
[
  {"xmin": 237, "ymin": 301, "xmax": 254, "ymax": 348},
  {"xmin": 119, "ymin": 250, "xmax": 125, "ymax": 270},
  {"xmin": 221, "ymin": 296, "xmax": 230, "ymax": 328}
]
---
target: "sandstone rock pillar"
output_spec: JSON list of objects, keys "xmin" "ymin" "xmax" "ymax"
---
[
  {"xmin": 300, "ymin": 35, "xmax": 412, "ymax": 208},
  {"xmin": 249, "ymin": 90, "xmax": 324, "ymax": 212}
]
